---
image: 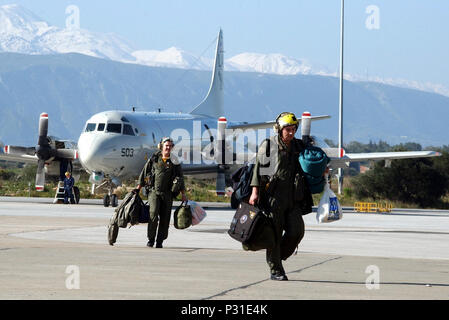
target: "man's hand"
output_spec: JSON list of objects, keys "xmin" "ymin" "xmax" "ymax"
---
[
  {"xmin": 132, "ymin": 185, "xmax": 141, "ymax": 194},
  {"xmin": 248, "ymin": 187, "xmax": 259, "ymax": 206}
]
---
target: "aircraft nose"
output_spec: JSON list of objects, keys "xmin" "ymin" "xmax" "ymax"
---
[
  {"xmin": 78, "ymin": 134, "xmax": 100, "ymax": 171},
  {"xmin": 78, "ymin": 134, "xmax": 125, "ymax": 173},
  {"xmin": 78, "ymin": 134, "xmax": 115, "ymax": 171}
]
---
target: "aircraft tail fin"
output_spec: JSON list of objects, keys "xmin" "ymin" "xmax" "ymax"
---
[{"xmin": 189, "ymin": 29, "xmax": 224, "ymax": 118}]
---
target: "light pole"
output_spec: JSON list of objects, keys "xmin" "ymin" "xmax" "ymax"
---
[{"xmin": 338, "ymin": 0, "xmax": 345, "ymax": 195}]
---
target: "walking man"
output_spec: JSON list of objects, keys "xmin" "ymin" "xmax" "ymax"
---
[
  {"xmin": 249, "ymin": 112, "xmax": 313, "ymax": 280},
  {"xmin": 136, "ymin": 137, "xmax": 187, "ymax": 248}
]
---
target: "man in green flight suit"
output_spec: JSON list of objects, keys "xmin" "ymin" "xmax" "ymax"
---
[
  {"xmin": 249, "ymin": 112, "xmax": 313, "ymax": 281},
  {"xmin": 136, "ymin": 137, "xmax": 187, "ymax": 248}
]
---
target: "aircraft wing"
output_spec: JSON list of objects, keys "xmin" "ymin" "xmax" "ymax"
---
[
  {"xmin": 329, "ymin": 150, "xmax": 442, "ymax": 168},
  {"xmin": 0, "ymin": 146, "xmax": 38, "ymax": 164},
  {"xmin": 227, "ymin": 115, "xmax": 331, "ymax": 131}
]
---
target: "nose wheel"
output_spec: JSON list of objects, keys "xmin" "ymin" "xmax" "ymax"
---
[
  {"xmin": 103, "ymin": 194, "xmax": 118, "ymax": 207},
  {"xmin": 103, "ymin": 194, "xmax": 110, "ymax": 207},
  {"xmin": 93, "ymin": 175, "xmax": 119, "ymax": 207}
]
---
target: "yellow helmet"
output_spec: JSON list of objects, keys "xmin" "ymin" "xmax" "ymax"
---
[{"xmin": 275, "ymin": 112, "xmax": 299, "ymax": 131}]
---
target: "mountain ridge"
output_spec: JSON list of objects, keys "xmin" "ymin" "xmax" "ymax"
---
[
  {"xmin": 1, "ymin": 3, "xmax": 447, "ymax": 97},
  {"xmin": 0, "ymin": 52, "xmax": 448, "ymax": 148}
]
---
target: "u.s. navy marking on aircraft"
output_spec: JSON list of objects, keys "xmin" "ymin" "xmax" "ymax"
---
[{"xmin": 0, "ymin": 29, "xmax": 441, "ymax": 206}]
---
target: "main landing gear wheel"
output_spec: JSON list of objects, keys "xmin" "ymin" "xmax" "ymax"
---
[
  {"xmin": 103, "ymin": 194, "xmax": 110, "ymax": 207},
  {"xmin": 103, "ymin": 194, "xmax": 118, "ymax": 207},
  {"xmin": 111, "ymin": 194, "xmax": 118, "ymax": 207}
]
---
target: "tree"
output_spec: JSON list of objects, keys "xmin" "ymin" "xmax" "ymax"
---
[{"xmin": 351, "ymin": 157, "xmax": 448, "ymax": 207}]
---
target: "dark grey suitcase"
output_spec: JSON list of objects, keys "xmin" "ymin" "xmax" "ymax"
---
[{"xmin": 228, "ymin": 202, "xmax": 275, "ymax": 250}]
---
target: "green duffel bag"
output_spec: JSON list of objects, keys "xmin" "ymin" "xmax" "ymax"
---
[{"xmin": 173, "ymin": 201, "xmax": 192, "ymax": 229}]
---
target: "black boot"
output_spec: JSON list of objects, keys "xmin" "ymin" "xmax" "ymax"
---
[
  {"xmin": 147, "ymin": 240, "xmax": 154, "ymax": 247},
  {"xmin": 156, "ymin": 241, "xmax": 163, "ymax": 248},
  {"xmin": 270, "ymin": 272, "xmax": 288, "ymax": 281}
]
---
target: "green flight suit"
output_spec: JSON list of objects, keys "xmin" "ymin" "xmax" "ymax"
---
[
  {"xmin": 250, "ymin": 135, "xmax": 313, "ymax": 276},
  {"xmin": 138, "ymin": 151, "xmax": 185, "ymax": 244}
]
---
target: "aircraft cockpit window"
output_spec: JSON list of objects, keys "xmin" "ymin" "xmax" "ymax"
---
[
  {"xmin": 85, "ymin": 123, "xmax": 96, "ymax": 132},
  {"xmin": 97, "ymin": 123, "xmax": 105, "ymax": 131},
  {"xmin": 106, "ymin": 123, "xmax": 122, "ymax": 134},
  {"xmin": 123, "ymin": 124, "xmax": 135, "ymax": 136}
]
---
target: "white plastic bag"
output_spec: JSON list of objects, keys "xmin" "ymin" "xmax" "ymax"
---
[
  {"xmin": 316, "ymin": 183, "xmax": 343, "ymax": 223},
  {"xmin": 187, "ymin": 200, "xmax": 207, "ymax": 225}
]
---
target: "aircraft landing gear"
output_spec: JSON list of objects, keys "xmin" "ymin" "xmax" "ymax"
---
[
  {"xmin": 103, "ymin": 194, "xmax": 118, "ymax": 207},
  {"xmin": 111, "ymin": 194, "xmax": 118, "ymax": 207},
  {"xmin": 92, "ymin": 175, "xmax": 120, "ymax": 207},
  {"xmin": 102, "ymin": 185, "xmax": 118, "ymax": 207},
  {"xmin": 103, "ymin": 194, "xmax": 110, "ymax": 207}
]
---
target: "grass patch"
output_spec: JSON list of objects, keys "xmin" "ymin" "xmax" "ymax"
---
[{"xmin": 2, "ymin": 164, "xmax": 448, "ymax": 209}]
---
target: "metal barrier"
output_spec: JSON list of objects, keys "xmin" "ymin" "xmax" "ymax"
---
[
  {"xmin": 377, "ymin": 202, "xmax": 393, "ymax": 213},
  {"xmin": 354, "ymin": 202, "xmax": 392, "ymax": 213}
]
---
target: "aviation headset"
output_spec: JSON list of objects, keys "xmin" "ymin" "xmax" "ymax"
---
[
  {"xmin": 157, "ymin": 137, "xmax": 174, "ymax": 150},
  {"xmin": 273, "ymin": 112, "xmax": 299, "ymax": 133}
]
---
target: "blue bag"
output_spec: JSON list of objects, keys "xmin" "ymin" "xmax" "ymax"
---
[
  {"xmin": 230, "ymin": 163, "xmax": 255, "ymax": 208},
  {"xmin": 299, "ymin": 146, "xmax": 330, "ymax": 194}
]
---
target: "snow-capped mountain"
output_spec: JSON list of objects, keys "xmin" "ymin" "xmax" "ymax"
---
[
  {"xmin": 130, "ymin": 47, "xmax": 211, "ymax": 70},
  {"xmin": 227, "ymin": 53, "xmax": 314, "ymax": 75},
  {"xmin": 1, "ymin": 3, "xmax": 448, "ymax": 97},
  {"xmin": 0, "ymin": 4, "xmax": 329, "ymax": 75},
  {"xmin": 129, "ymin": 49, "xmax": 331, "ymax": 77},
  {"xmin": 0, "ymin": 4, "xmax": 56, "ymax": 54},
  {"xmin": 0, "ymin": 4, "xmax": 136, "ymax": 61}
]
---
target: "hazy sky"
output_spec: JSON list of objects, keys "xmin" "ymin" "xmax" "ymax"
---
[{"xmin": 2, "ymin": 0, "xmax": 449, "ymax": 90}]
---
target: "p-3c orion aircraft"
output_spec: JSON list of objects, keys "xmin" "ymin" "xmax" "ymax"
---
[{"xmin": 0, "ymin": 29, "xmax": 441, "ymax": 206}]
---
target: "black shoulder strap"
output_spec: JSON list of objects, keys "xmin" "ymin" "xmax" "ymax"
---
[
  {"xmin": 259, "ymin": 138, "xmax": 271, "ymax": 168},
  {"xmin": 265, "ymin": 138, "xmax": 271, "ymax": 158}
]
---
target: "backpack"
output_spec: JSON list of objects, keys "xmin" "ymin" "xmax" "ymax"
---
[{"xmin": 230, "ymin": 163, "xmax": 255, "ymax": 209}]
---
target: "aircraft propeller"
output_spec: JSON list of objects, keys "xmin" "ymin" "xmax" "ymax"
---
[
  {"xmin": 35, "ymin": 113, "xmax": 55, "ymax": 190},
  {"xmin": 4, "ymin": 112, "xmax": 78, "ymax": 191}
]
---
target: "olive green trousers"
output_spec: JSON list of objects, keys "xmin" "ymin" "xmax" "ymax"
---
[
  {"xmin": 147, "ymin": 191, "xmax": 173, "ymax": 243},
  {"xmin": 266, "ymin": 197, "xmax": 305, "ymax": 275}
]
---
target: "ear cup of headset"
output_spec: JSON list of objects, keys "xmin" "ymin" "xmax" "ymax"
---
[
  {"xmin": 274, "ymin": 112, "xmax": 287, "ymax": 132},
  {"xmin": 158, "ymin": 137, "xmax": 174, "ymax": 150}
]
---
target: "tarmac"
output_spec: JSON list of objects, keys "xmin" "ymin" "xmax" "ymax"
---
[{"xmin": 0, "ymin": 196, "xmax": 449, "ymax": 301}]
